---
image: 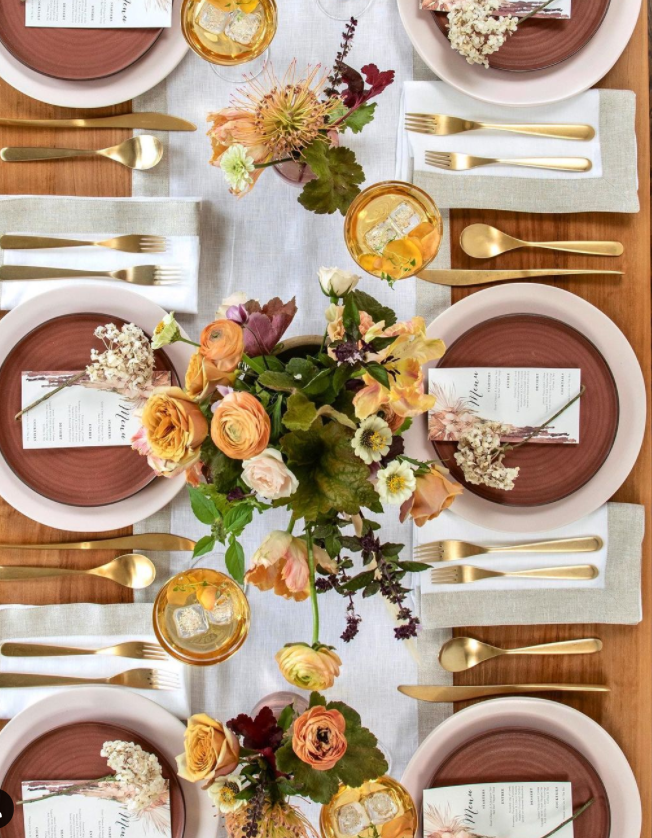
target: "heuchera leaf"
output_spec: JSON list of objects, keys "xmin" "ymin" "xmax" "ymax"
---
[
  {"xmin": 342, "ymin": 102, "xmax": 376, "ymax": 134},
  {"xmin": 340, "ymin": 62, "xmax": 395, "ymax": 109},
  {"xmin": 227, "ymin": 706, "xmax": 284, "ymax": 751},
  {"xmin": 351, "ymin": 289, "xmax": 397, "ymax": 327},
  {"xmin": 283, "ymin": 391, "xmax": 319, "ymax": 431},
  {"xmin": 242, "ymin": 297, "xmax": 297, "ymax": 357},
  {"xmin": 298, "ymin": 143, "xmax": 365, "ymax": 216}
]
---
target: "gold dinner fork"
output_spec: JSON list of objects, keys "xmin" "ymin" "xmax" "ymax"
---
[
  {"xmin": 0, "ymin": 641, "xmax": 168, "ymax": 662},
  {"xmin": 430, "ymin": 564, "xmax": 599, "ymax": 584},
  {"xmin": 405, "ymin": 113, "xmax": 595, "ymax": 141},
  {"xmin": 0, "ymin": 668, "xmax": 179, "ymax": 690},
  {"xmin": 415, "ymin": 536, "xmax": 603, "ymax": 563},
  {"xmin": 0, "ymin": 234, "xmax": 167, "ymax": 254},
  {"xmin": 424, "ymin": 151, "xmax": 592, "ymax": 173},
  {"xmin": 0, "ymin": 265, "xmax": 181, "ymax": 286}
]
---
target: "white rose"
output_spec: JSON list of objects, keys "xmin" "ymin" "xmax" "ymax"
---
[
  {"xmin": 215, "ymin": 292, "xmax": 250, "ymax": 320},
  {"xmin": 241, "ymin": 448, "xmax": 299, "ymax": 500},
  {"xmin": 318, "ymin": 267, "xmax": 360, "ymax": 297}
]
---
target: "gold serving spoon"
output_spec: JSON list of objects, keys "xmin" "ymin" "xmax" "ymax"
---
[
  {"xmin": 0, "ymin": 136, "xmax": 163, "ymax": 171},
  {"xmin": 439, "ymin": 636, "xmax": 603, "ymax": 673},
  {"xmin": 0, "ymin": 553, "xmax": 156, "ymax": 589},
  {"xmin": 461, "ymin": 223, "xmax": 624, "ymax": 259}
]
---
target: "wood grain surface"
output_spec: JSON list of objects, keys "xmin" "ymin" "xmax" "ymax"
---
[{"xmin": 0, "ymin": 6, "xmax": 649, "ymax": 837}]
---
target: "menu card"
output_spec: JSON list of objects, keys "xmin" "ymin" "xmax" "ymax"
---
[
  {"xmin": 428, "ymin": 367, "xmax": 581, "ymax": 444},
  {"xmin": 21, "ymin": 779, "xmax": 172, "ymax": 838},
  {"xmin": 25, "ymin": 0, "xmax": 173, "ymax": 29},
  {"xmin": 420, "ymin": 0, "xmax": 571, "ymax": 18},
  {"xmin": 21, "ymin": 371, "xmax": 170, "ymax": 450},
  {"xmin": 423, "ymin": 783, "xmax": 574, "ymax": 838}
]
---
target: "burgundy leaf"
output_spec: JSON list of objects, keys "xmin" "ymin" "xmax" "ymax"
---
[
  {"xmin": 227, "ymin": 706, "xmax": 284, "ymax": 751},
  {"xmin": 242, "ymin": 297, "xmax": 297, "ymax": 357},
  {"xmin": 361, "ymin": 64, "xmax": 395, "ymax": 98}
]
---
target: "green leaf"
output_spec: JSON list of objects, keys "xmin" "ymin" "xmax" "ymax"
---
[
  {"xmin": 395, "ymin": 417, "xmax": 413, "ymax": 435},
  {"xmin": 324, "ymin": 532, "xmax": 342, "ymax": 559},
  {"xmin": 351, "ymin": 289, "xmax": 397, "ymax": 328},
  {"xmin": 241, "ymin": 353, "xmax": 267, "ymax": 374},
  {"xmin": 342, "ymin": 292, "xmax": 360, "ymax": 335},
  {"xmin": 188, "ymin": 486, "xmax": 219, "ymax": 525},
  {"xmin": 270, "ymin": 394, "xmax": 285, "ymax": 443},
  {"xmin": 381, "ymin": 542, "xmax": 404, "ymax": 558},
  {"xmin": 277, "ymin": 704, "xmax": 295, "ymax": 731},
  {"xmin": 298, "ymin": 143, "xmax": 365, "ymax": 216},
  {"xmin": 283, "ymin": 391, "xmax": 319, "ymax": 431},
  {"xmin": 340, "ymin": 569, "xmax": 376, "ymax": 592},
  {"xmin": 310, "ymin": 690, "xmax": 327, "ymax": 708},
  {"xmin": 316, "ymin": 404, "xmax": 357, "ymax": 430},
  {"xmin": 224, "ymin": 504, "xmax": 254, "ymax": 536},
  {"xmin": 225, "ymin": 537, "xmax": 245, "ymax": 584},
  {"xmin": 275, "ymin": 741, "xmax": 340, "ymax": 804},
  {"xmin": 302, "ymin": 368, "xmax": 335, "ymax": 397},
  {"xmin": 399, "ymin": 561, "xmax": 431, "ymax": 573},
  {"xmin": 365, "ymin": 362, "xmax": 390, "ymax": 390},
  {"xmin": 200, "ymin": 440, "xmax": 242, "ymax": 493},
  {"xmin": 258, "ymin": 370, "xmax": 297, "ymax": 392},
  {"xmin": 340, "ymin": 535, "xmax": 362, "ymax": 552},
  {"xmin": 192, "ymin": 534, "xmax": 216, "ymax": 559},
  {"xmin": 341, "ymin": 102, "xmax": 377, "ymax": 134},
  {"xmin": 363, "ymin": 580, "xmax": 381, "ymax": 598},
  {"xmin": 286, "ymin": 357, "xmax": 319, "ymax": 382}
]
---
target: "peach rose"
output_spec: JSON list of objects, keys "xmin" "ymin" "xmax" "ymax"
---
[
  {"xmin": 175, "ymin": 713, "xmax": 240, "ymax": 784},
  {"xmin": 185, "ymin": 350, "xmax": 234, "ymax": 402},
  {"xmin": 211, "ymin": 391, "xmax": 270, "ymax": 460},
  {"xmin": 245, "ymin": 531, "xmax": 336, "ymax": 601},
  {"xmin": 400, "ymin": 465, "xmax": 463, "ymax": 527},
  {"xmin": 200, "ymin": 319, "xmax": 244, "ymax": 371},
  {"xmin": 292, "ymin": 706, "xmax": 347, "ymax": 771},
  {"xmin": 275, "ymin": 643, "xmax": 342, "ymax": 691},
  {"xmin": 241, "ymin": 448, "xmax": 298, "ymax": 500},
  {"xmin": 141, "ymin": 386, "xmax": 208, "ymax": 465}
]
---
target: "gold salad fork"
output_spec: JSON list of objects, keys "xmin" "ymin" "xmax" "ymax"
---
[
  {"xmin": 424, "ymin": 151, "xmax": 592, "ymax": 173},
  {"xmin": 0, "ymin": 641, "xmax": 168, "ymax": 662},
  {"xmin": 0, "ymin": 234, "xmax": 167, "ymax": 254},
  {"xmin": 0, "ymin": 265, "xmax": 181, "ymax": 286},
  {"xmin": 405, "ymin": 113, "xmax": 595, "ymax": 141},
  {"xmin": 430, "ymin": 565, "xmax": 599, "ymax": 584},
  {"xmin": 0, "ymin": 668, "xmax": 179, "ymax": 690},
  {"xmin": 415, "ymin": 536, "xmax": 603, "ymax": 563}
]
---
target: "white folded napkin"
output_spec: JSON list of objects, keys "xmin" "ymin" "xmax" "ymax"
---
[
  {"xmin": 397, "ymin": 81, "xmax": 602, "ymax": 181},
  {"xmin": 417, "ymin": 504, "xmax": 608, "ymax": 593},
  {"xmin": 0, "ymin": 632, "xmax": 191, "ymax": 720}
]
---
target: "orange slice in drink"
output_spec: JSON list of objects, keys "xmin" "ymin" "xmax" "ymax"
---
[{"xmin": 382, "ymin": 237, "xmax": 423, "ymax": 279}]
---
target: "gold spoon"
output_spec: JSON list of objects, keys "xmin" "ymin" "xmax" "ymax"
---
[
  {"xmin": 439, "ymin": 636, "xmax": 603, "ymax": 673},
  {"xmin": 460, "ymin": 223, "xmax": 624, "ymax": 259},
  {"xmin": 0, "ymin": 553, "xmax": 156, "ymax": 589},
  {"xmin": 0, "ymin": 136, "xmax": 163, "ymax": 171}
]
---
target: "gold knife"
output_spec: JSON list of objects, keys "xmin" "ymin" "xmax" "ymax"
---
[
  {"xmin": 0, "ymin": 533, "xmax": 195, "ymax": 551},
  {"xmin": 398, "ymin": 684, "xmax": 609, "ymax": 702},
  {"xmin": 416, "ymin": 269, "xmax": 623, "ymax": 287},
  {"xmin": 0, "ymin": 113, "xmax": 196, "ymax": 131}
]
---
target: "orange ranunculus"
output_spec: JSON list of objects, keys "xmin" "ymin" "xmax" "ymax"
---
[
  {"xmin": 400, "ymin": 465, "xmax": 463, "ymax": 527},
  {"xmin": 245, "ymin": 531, "xmax": 336, "ymax": 601},
  {"xmin": 175, "ymin": 713, "xmax": 240, "ymax": 784},
  {"xmin": 292, "ymin": 706, "xmax": 347, "ymax": 771},
  {"xmin": 211, "ymin": 391, "xmax": 270, "ymax": 460},
  {"xmin": 185, "ymin": 350, "xmax": 234, "ymax": 402},
  {"xmin": 275, "ymin": 644, "xmax": 342, "ymax": 691},
  {"xmin": 141, "ymin": 386, "xmax": 208, "ymax": 465},
  {"xmin": 199, "ymin": 319, "xmax": 244, "ymax": 371}
]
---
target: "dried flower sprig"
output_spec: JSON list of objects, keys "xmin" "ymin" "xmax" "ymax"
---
[{"xmin": 325, "ymin": 16, "xmax": 358, "ymax": 97}]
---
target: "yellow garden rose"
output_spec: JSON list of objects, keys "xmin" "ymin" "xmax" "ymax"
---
[
  {"xmin": 185, "ymin": 350, "xmax": 234, "ymax": 402},
  {"xmin": 211, "ymin": 391, "xmax": 270, "ymax": 460},
  {"xmin": 175, "ymin": 713, "xmax": 240, "ymax": 784},
  {"xmin": 200, "ymin": 319, "xmax": 244, "ymax": 371},
  {"xmin": 142, "ymin": 386, "xmax": 208, "ymax": 465},
  {"xmin": 275, "ymin": 643, "xmax": 342, "ymax": 691}
]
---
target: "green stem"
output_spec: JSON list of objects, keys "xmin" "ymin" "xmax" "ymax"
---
[
  {"xmin": 519, "ymin": 0, "xmax": 558, "ymax": 25},
  {"xmin": 254, "ymin": 157, "xmax": 295, "ymax": 169},
  {"xmin": 17, "ymin": 775, "xmax": 115, "ymax": 806},
  {"xmin": 505, "ymin": 384, "xmax": 585, "ymax": 454},
  {"xmin": 176, "ymin": 336, "xmax": 201, "ymax": 348},
  {"xmin": 15, "ymin": 370, "xmax": 86, "ymax": 421},
  {"xmin": 537, "ymin": 798, "xmax": 594, "ymax": 838},
  {"xmin": 305, "ymin": 526, "xmax": 320, "ymax": 646},
  {"xmin": 287, "ymin": 514, "xmax": 296, "ymax": 534}
]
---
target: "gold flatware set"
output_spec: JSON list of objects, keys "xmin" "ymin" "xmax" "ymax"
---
[
  {"xmin": 0, "ymin": 234, "xmax": 168, "ymax": 254},
  {"xmin": 405, "ymin": 113, "xmax": 595, "ymax": 141},
  {"xmin": 0, "ymin": 553, "xmax": 156, "ymax": 589},
  {"xmin": 0, "ymin": 532, "xmax": 195, "ymax": 551},
  {"xmin": 1, "ymin": 641, "xmax": 168, "ymax": 662},
  {"xmin": 414, "ymin": 268, "xmax": 622, "ymax": 287},
  {"xmin": 0, "ymin": 264, "xmax": 183, "ymax": 286},
  {"xmin": 397, "ymin": 684, "xmax": 609, "ymax": 702},
  {"xmin": 438, "ymin": 636, "xmax": 603, "ymax": 673},
  {"xmin": 0, "ymin": 669, "xmax": 179, "ymax": 691},
  {"xmin": 415, "ymin": 535, "xmax": 603, "ymax": 562},
  {"xmin": 429, "ymin": 564, "xmax": 599, "ymax": 585},
  {"xmin": 460, "ymin": 223, "xmax": 624, "ymax": 259},
  {"xmin": 424, "ymin": 150, "xmax": 592, "ymax": 173},
  {"xmin": 1, "ymin": 135, "xmax": 163, "ymax": 171},
  {"xmin": 0, "ymin": 113, "xmax": 196, "ymax": 131}
]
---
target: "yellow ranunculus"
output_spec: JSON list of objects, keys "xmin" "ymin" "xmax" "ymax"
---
[
  {"xmin": 141, "ymin": 386, "xmax": 208, "ymax": 465},
  {"xmin": 185, "ymin": 350, "xmax": 234, "ymax": 402},
  {"xmin": 275, "ymin": 643, "xmax": 341, "ymax": 691}
]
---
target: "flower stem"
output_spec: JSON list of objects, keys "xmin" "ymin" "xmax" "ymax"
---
[
  {"xmin": 15, "ymin": 371, "xmax": 86, "ymax": 421},
  {"xmin": 506, "ymin": 384, "xmax": 585, "ymax": 453},
  {"xmin": 305, "ymin": 526, "xmax": 320, "ymax": 646},
  {"xmin": 519, "ymin": 0, "xmax": 558, "ymax": 25},
  {"xmin": 175, "ymin": 336, "xmax": 201, "ymax": 348},
  {"xmin": 537, "ymin": 798, "xmax": 594, "ymax": 838},
  {"xmin": 254, "ymin": 157, "xmax": 295, "ymax": 169},
  {"xmin": 17, "ymin": 775, "xmax": 115, "ymax": 806}
]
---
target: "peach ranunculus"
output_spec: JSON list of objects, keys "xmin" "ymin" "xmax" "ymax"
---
[
  {"xmin": 211, "ymin": 391, "xmax": 270, "ymax": 460},
  {"xmin": 199, "ymin": 319, "xmax": 244, "ymax": 371},
  {"xmin": 292, "ymin": 707, "xmax": 347, "ymax": 771},
  {"xmin": 241, "ymin": 448, "xmax": 298, "ymax": 500},
  {"xmin": 141, "ymin": 386, "xmax": 208, "ymax": 466},
  {"xmin": 175, "ymin": 713, "xmax": 240, "ymax": 784},
  {"xmin": 185, "ymin": 350, "xmax": 234, "ymax": 402},
  {"xmin": 400, "ymin": 465, "xmax": 463, "ymax": 527},
  {"xmin": 207, "ymin": 109, "xmax": 269, "ymax": 196},
  {"xmin": 275, "ymin": 643, "xmax": 342, "ymax": 691},
  {"xmin": 245, "ymin": 531, "xmax": 336, "ymax": 601}
]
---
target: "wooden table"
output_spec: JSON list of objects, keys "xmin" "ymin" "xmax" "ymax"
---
[{"xmin": 0, "ymin": 5, "xmax": 649, "ymax": 835}]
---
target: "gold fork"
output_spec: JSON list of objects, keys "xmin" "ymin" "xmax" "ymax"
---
[
  {"xmin": 405, "ymin": 113, "xmax": 595, "ymax": 141},
  {"xmin": 430, "ymin": 564, "xmax": 599, "ymax": 584},
  {"xmin": 0, "ymin": 641, "xmax": 168, "ymax": 662},
  {"xmin": 0, "ymin": 234, "xmax": 167, "ymax": 254},
  {"xmin": 0, "ymin": 265, "xmax": 181, "ymax": 286},
  {"xmin": 0, "ymin": 668, "xmax": 179, "ymax": 690},
  {"xmin": 415, "ymin": 536, "xmax": 603, "ymax": 563},
  {"xmin": 424, "ymin": 151, "xmax": 592, "ymax": 173}
]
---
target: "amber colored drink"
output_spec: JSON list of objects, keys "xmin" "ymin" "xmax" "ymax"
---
[
  {"xmin": 344, "ymin": 181, "xmax": 443, "ymax": 281},
  {"xmin": 320, "ymin": 776, "xmax": 418, "ymax": 838},
  {"xmin": 181, "ymin": 0, "xmax": 277, "ymax": 66},
  {"xmin": 153, "ymin": 568, "xmax": 250, "ymax": 666}
]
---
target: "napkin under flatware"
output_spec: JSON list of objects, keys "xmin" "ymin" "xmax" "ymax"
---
[{"xmin": 0, "ymin": 195, "xmax": 201, "ymax": 313}]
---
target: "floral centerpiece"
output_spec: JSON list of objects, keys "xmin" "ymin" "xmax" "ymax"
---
[
  {"xmin": 207, "ymin": 18, "xmax": 395, "ymax": 215},
  {"xmin": 133, "ymin": 269, "xmax": 462, "ymax": 688}
]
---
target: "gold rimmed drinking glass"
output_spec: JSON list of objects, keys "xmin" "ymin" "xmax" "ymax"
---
[
  {"xmin": 181, "ymin": 0, "xmax": 277, "ymax": 81},
  {"xmin": 153, "ymin": 568, "xmax": 250, "ymax": 666},
  {"xmin": 344, "ymin": 181, "xmax": 443, "ymax": 282},
  {"xmin": 320, "ymin": 776, "xmax": 418, "ymax": 838}
]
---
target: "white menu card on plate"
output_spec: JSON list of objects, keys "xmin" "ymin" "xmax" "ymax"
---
[{"xmin": 25, "ymin": 0, "xmax": 173, "ymax": 29}]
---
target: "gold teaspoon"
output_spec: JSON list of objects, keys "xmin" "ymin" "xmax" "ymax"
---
[
  {"xmin": 439, "ymin": 636, "xmax": 603, "ymax": 673},
  {"xmin": 0, "ymin": 136, "xmax": 163, "ymax": 171},
  {"xmin": 461, "ymin": 223, "xmax": 624, "ymax": 259},
  {"xmin": 0, "ymin": 553, "xmax": 156, "ymax": 589}
]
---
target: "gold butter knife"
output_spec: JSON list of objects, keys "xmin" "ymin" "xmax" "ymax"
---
[
  {"xmin": 0, "ymin": 533, "xmax": 195, "ymax": 551},
  {"xmin": 416, "ymin": 269, "xmax": 623, "ymax": 287},
  {"xmin": 398, "ymin": 684, "xmax": 609, "ymax": 702},
  {"xmin": 0, "ymin": 113, "xmax": 196, "ymax": 131}
]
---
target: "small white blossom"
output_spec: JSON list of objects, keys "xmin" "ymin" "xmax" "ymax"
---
[
  {"xmin": 220, "ymin": 144, "xmax": 255, "ymax": 193},
  {"xmin": 454, "ymin": 420, "xmax": 519, "ymax": 490},
  {"xmin": 208, "ymin": 773, "xmax": 246, "ymax": 814},
  {"xmin": 100, "ymin": 740, "xmax": 167, "ymax": 813},
  {"xmin": 352, "ymin": 415, "xmax": 392, "ymax": 465},
  {"xmin": 151, "ymin": 311, "xmax": 181, "ymax": 349},
  {"xmin": 376, "ymin": 459, "xmax": 416, "ymax": 505},
  {"xmin": 86, "ymin": 322, "xmax": 155, "ymax": 396},
  {"xmin": 447, "ymin": 0, "xmax": 518, "ymax": 68}
]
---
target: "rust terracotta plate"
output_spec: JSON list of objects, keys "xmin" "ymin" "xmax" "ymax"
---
[
  {"xmin": 432, "ymin": 0, "xmax": 611, "ymax": 72},
  {"xmin": 1, "ymin": 721, "xmax": 185, "ymax": 838},
  {"xmin": 0, "ymin": 5, "xmax": 165, "ymax": 81},
  {"xmin": 429, "ymin": 727, "xmax": 610, "ymax": 838},
  {"xmin": 431, "ymin": 313, "xmax": 619, "ymax": 507},
  {"xmin": 0, "ymin": 312, "xmax": 175, "ymax": 508}
]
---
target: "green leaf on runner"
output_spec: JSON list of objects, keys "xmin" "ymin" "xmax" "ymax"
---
[
  {"xmin": 298, "ymin": 143, "xmax": 365, "ymax": 216},
  {"xmin": 341, "ymin": 102, "xmax": 377, "ymax": 134},
  {"xmin": 225, "ymin": 537, "xmax": 245, "ymax": 584}
]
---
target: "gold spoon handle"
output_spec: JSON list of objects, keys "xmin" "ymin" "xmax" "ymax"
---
[
  {"xmin": 494, "ymin": 157, "xmax": 591, "ymax": 172},
  {"xmin": 488, "ymin": 536, "xmax": 603, "ymax": 553},
  {"xmin": 478, "ymin": 122, "xmax": 595, "ymax": 141},
  {"xmin": 505, "ymin": 638, "xmax": 603, "ymax": 656},
  {"xmin": 531, "ymin": 240, "xmax": 624, "ymax": 256},
  {"xmin": 0, "ymin": 147, "xmax": 96, "ymax": 163},
  {"xmin": 508, "ymin": 565, "xmax": 598, "ymax": 580},
  {"xmin": 0, "ymin": 565, "xmax": 90, "ymax": 581}
]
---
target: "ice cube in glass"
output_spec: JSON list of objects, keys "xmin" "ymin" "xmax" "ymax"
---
[
  {"xmin": 364, "ymin": 220, "xmax": 398, "ymax": 254},
  {"xmin": 225, "ymin": 10, "xmax": 262, "ymax": 45},
  {"xmin": 336, "ymin": 803, "xmax": 370, "ymax": 836},
  {"xmin": 173, "ymin": 604, "xmax": 210, "ymax": 639},
  {"xmin": 198, "ymin": 4, "xmax": 231, "ymax": 34},
  {"xmin": 390, "ymin": 201, "xmax": 421, "ymax": 234},
  {"xmin": 207, "ymin": 594, "xmax": 234, "ymax": 626},
  {"xmin": 363, "ymin": 791, "xmax": 398, "ymax": 825}
]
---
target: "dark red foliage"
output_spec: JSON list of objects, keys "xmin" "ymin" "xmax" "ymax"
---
[
  {"xmin": 340, "ymin": 62, "xmax": 395, "ymax": 109},
  {"xmin": 227, "ymin": 706, "xmax": 284, "ymax": 751}
]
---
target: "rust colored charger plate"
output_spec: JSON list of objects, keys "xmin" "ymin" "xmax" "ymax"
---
[
  {"xmin": 432, "ymin": 314, "xmax": 619, "ymax": 507},
  {"xmin": 0, "ymin": 312, "xmax": 175, "ymax": 508},
  {"xmin": 0, "ymin": 6, "xmax": 165, "ymax": 81},
  {"xmin": 1, "ymin": 721, "xmax": 185, "ymax": 838},
  {"xmin": 429, "ymin": 727, "xmax": 610, "ymax": 838},
  {"xmin": 432, "ymin": 0, "xmax": 611, "ymax": 72}
]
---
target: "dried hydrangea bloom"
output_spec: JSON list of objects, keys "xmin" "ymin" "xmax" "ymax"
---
[
  {"xmin": 86, "ymin": 322, "xmax": 155, "ymax": 396},
  {"xmin": 454, "ymin": 420, "xmax": 520, "ymax": 490},
  {"xmin": 100, "ymin": 740, "xmax": 167, "ymax": 813},
  {"xmin": 447, "ymin": 0, "xmax": 518, "ymax": 68}
]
